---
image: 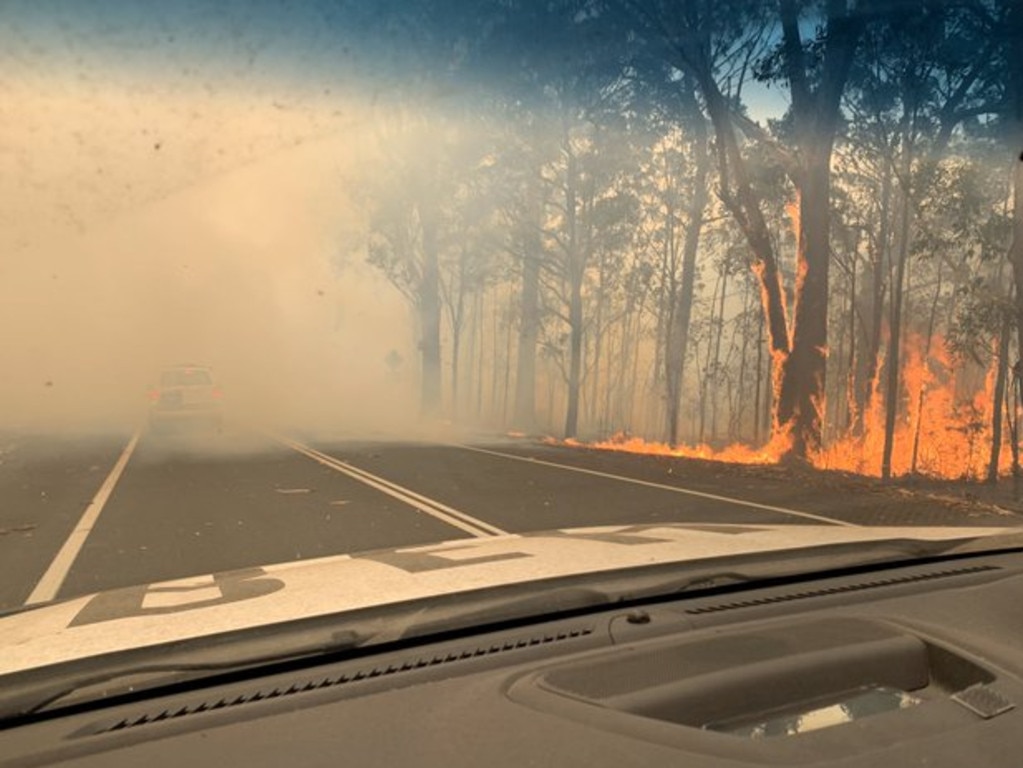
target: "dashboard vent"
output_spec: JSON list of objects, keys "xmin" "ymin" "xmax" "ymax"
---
[
  {"xmin": 91, "ymin": 626, "xmax": 594, "ymax": 736},
  {"xmin": 684, "ymin": 564, "xmax": 1000, "ymax": 615}
]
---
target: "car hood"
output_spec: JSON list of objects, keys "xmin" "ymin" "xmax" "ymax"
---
[{"xmin": 2, "ymin": 522, "xmax": 1019, "ymax": 676}]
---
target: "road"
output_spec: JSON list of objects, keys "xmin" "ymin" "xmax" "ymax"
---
[{"xmin": 1, "ymin": 426, "xmax": 1019, "ymax": 612}]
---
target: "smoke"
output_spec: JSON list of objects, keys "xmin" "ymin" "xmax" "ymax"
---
[
  {"xmin": 0, "ymin": 104, "xmax": 419, "ymax": 438},
  {"xmin": 0, "ymin": 6, "xmax": 498, "ymax": 444}
]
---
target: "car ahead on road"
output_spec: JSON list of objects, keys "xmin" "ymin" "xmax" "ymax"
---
[
  {"xmin": 147, "ymin": 366, "xmax": 223, "ymax": 434},
  {"xmin": 4, "ymin": 524, "xmax": 1023, "ymax": 767}
]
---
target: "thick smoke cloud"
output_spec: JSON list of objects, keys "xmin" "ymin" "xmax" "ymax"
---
[{"xmin": 0, "ymin": 89, "xmax": 418, "ymax": 436}]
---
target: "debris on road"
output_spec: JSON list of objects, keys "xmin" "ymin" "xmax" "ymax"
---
[{"xmin": 0, "ymin": 524, "xmax": 37, "ymax": 536}]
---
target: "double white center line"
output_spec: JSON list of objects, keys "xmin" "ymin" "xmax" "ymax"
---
[{"xmin": 278, "ymin": 436, "xmax": 506, "ymax": 538}]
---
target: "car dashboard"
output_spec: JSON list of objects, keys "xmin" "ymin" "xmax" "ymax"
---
[{"xmin": 4, "ymin": 549, "xmax": 1023, "ymax": 767}]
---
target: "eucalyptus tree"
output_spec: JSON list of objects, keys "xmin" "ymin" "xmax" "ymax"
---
[
  {"xmin": 841, "ymin": 0, "xmax": 1005, "ymax": 476},
  {"xmin": 603, "ymin": 0, "xmax": 864, "ymax": 459}
]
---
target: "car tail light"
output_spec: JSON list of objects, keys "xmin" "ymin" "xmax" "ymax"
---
[
  {"xmin": 147, "ymin": 389, "xmax": 160, "ymax": 402},
  {"xmin": 212, "ymin": 387, "xmax": 223, "ymax": 399}
]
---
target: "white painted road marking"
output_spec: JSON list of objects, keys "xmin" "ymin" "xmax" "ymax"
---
[
  {"xmin": 456, "ymin": 444, "xmax": 857, "ymax": 528},
  {"xmin": 278, "ymin": 436, "xmax": 507, "ymax": 538},
  {"xmin": 26, "ymin": 428, "xmax": 143, "ymax": 605}
]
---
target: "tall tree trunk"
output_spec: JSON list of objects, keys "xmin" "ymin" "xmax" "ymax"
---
[
  {"xmin": 503, "ymin": 289, "xmax": 515, "ymax": 425},
  {"xmin": 450, "ymin": 325, "xmax": 461, "ymax": 420},
  {"xmin": 710, "ymin": 265, "xmax": 729, "ymax": 442},
  {"xmin": 911, "ymin": 263, "xmax": 943, "ymax": 475},
  {"xmin": 698, "ymin": 272, "xmax": 722, "ymax": 444},
  {"xmin": 490, "ymin": 289, "xmax": 501, "ymax": 422},
  {"xmin": 465, "ymin": 284, "xmax": 479, "ymax": 420},
  {"xmin": 777, "ymin": 154, "xmax": 831, "ymax": 458},
  {"xmin": 665, "ymin": 111, "xmax": 710, "ymax": 446},
  {"xmin": 701, "ymin": 82, "xmax": 791, "ymax": 378},
  {"xmin": 564, "ymin": 148, "xmax": 583, "ymax": 439},
  {"xmin": 844, "ymin": 256, "xmax": 857, "ymax": 433},
  {"xmin": 989, "ymin": 306, "xmax": 1012, "ymax": 483},
  {"xmin": 854, "ymin": 177, "xmax": 891, "ymax": 437},
  {"xmin": 513, "ymin": 231, "xmax": 541, "ymax": 430},
  {"xmin": 881, "ymin": 139, "xmax": 914, "ymax": 480},
  {"xmin": 621, "ymin": 306, "xmax": 638, "ymax": 427},
  {"xmin": 448, "ymin": 253, "xmax": 467, "ymax": 421},
  {"xmin": 475, "ymin": 290, "xmax": 485, "ymax": 418},
  {"xmin": 418, "ymin": 199, "xmax": 442, "ymax": 419},
  {"xmin": 590, "ymin": 244, "xmax": 606, "ymax": 430},
  {"xmin": 565, "ymin": 272, "xmax": 584, "ymax": 438},
  {"xmin": 999, "ymin": 0, "xmax": 1023, "ymax": 490},
  {"xmin": 734, "ymin": 281, "xmax": 752, "ymax": 442},
  {"xmin": 754, "ymin": 308, "xmax": 765, "ymax": 445},
  {"xmin": 631, "ymin": 0, "xmax": 860, "ymax": 458},
  {"xmin": 603, "ymin": 317, "xmax": 617, "ymax": 430},
  {"xmin": 776, "ymin": 0, "xmax": 861, "ymax": 457},
  {"xmin": 1007, "ymin": 365, "xmax": 1021, "ymax": 498},
  {"xmin": 1009, "ymin": 88, "xmax": 1023, "ymax": 433}
]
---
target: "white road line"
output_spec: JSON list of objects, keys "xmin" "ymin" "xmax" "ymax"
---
[
  {"xmin": 277, "ymin": 436, "xmax": 507, "ymax": 538},
  {"xmin": 26, "ymin": 428, "xmax": 142, "ymax": 605},
  {"xmin": 456, "ymin": 444, "xmax": 858, "ymax": 528}
]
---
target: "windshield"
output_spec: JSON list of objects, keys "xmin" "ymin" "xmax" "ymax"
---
[{"xmin": 1, "ymin": 0, "xmax": 1021, "ymax": 654}]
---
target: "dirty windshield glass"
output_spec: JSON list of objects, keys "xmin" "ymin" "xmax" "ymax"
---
[{"xmin": 1, "ymin": 0, "xmax": 1021, "ymax": 617}]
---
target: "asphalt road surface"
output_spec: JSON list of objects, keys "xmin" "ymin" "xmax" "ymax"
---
[{"xmin": 2, "ymin": 426, "xmax": 1019, "ymax": 612}]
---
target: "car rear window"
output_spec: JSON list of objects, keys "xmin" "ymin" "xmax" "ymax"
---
[{"xmin": 160, "ymin": 369, "xmax": 213, "ymax": 387}]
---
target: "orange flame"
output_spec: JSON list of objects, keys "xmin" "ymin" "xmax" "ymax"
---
[
  {"xmin": 559, "ymin": 428, "xmax": 794, "ymax": 466},
  {"xmin": 818, "ymin": 335, "xmax": 1008, "ymax": 479},
  {"xmin": 557, "ymin": 334, "xmax": 1012, "ymax": 481}
]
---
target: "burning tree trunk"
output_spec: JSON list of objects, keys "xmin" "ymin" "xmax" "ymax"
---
[
  {"xmin": 615, "ymin": 0, "xmax": 855, "ymax": 457},
  {"xmin": 776, "ymin": 153, "xmax": 832, "ymax": 458},
  {"xmin": 687, "ymin": 2, "xmax": 861, "ymax": 461},
  {"xmin": 773, "ymin": 0, "xmax": 862, "ymax": 459},
  {"xmin": 701, "ymin": 81, "xmax": 791, "ymax": 417}
]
